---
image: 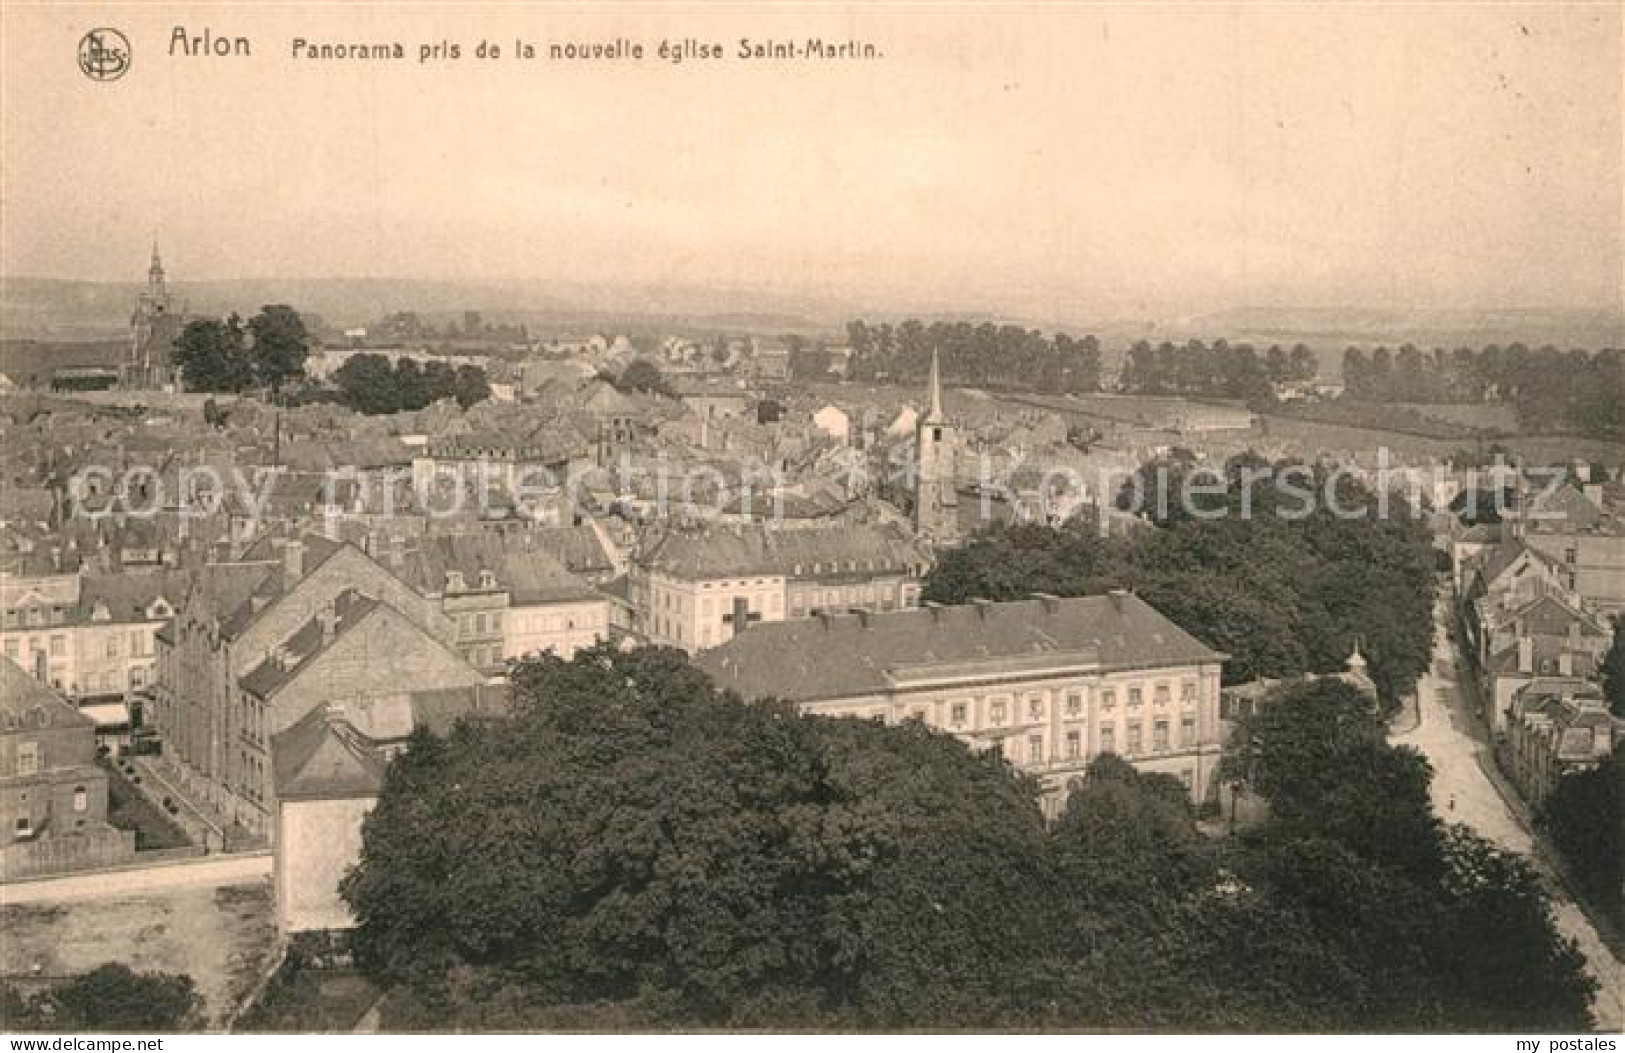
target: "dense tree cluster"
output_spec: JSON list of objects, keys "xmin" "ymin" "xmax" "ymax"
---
[
  {"xmin": 1602, "ymin": 615, "xmax": 1625, "ymax": 720},
  {"xmin": 784, "ymin": 336, "xmax": 835, "ymax": 380},
  {"xmin": 341, "ymin": 648, "xmax": 1595, "ymax": 1031},
  {"xmin": 332, "ymin": 353, "xmax": 491, "ymax": 414},
  {"xmin": 604, "ymin": 359, "xmax": 674, "ymax": 399},
  {"xmin": 1119, "ymin": 339, "xmax": 1316, "ymax": 400},
  {"xmin": 925, "ymin": 456, "xmax": 1438, "ymax": 707},
  {"xmin": 173, "ymin": 305, "xmax": 309, "ymax": 395},
  {"xmin": 1224, "ymin": 681, "xmax": 1594, "ymax": 1031},
  {"xmin": 2, "ymin": 964, "xmax": 202, "ymax": 1032},
  {"xmin": 1343, "ymin": 344, "xmax": 1623, "ymax": 439},
  {"xmin": 844, "ymin": 320, "xmax": 1102, "ymax": 394}
]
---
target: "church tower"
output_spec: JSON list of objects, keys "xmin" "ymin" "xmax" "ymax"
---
[
  {"xmin": 128, "ymin": 244, "xmax": 176, "ymax": 389},
  {"xmin": 914, "ymin": 348, "xmax": 959, "ymax": 543}
]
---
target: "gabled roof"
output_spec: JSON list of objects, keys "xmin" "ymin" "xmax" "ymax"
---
[
  {"xmin": 271, "ymin": 706, "xmax": 388, "ymax": 801},
  {"xmin": 1489, "ymin": 638, "xmax": 1597, "ymax": 678},
  {"xmin": 1492, "ymin": 589, "xmax": 1607, "ymax": 636},
  {"xmin": 0, "ymin": 658, "xmax": 90, "ymax": 730},
  {"xmin": 700, "ymin": 592, "xmax": 1225, "ymax": 703},
  {"xmin": 1477, "ymin": 540, "xmax": 1560, "ymax": 590},
  {"xmin": 1523, "ymin": 482, "xmax": 1604, "ymax": 532},
  {"xmin": 239, "ymin": 589, "xmax": 381, "ymax": 699},
  {"xmin": 217, "ymin": 535, "xmax": 346, "ymax": 637}
]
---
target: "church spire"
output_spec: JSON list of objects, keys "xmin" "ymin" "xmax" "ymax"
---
[{"xmin": 924, "ymin": 347, "xmax": 945, "ymax": 424}]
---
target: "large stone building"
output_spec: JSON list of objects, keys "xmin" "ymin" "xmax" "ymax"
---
[
  {"xmin": 631, "ymin": 521, "xmax": 929, "ymax": 652},
  {"xmin": 0, "ymin": 561, "xmax": 183, "ymax": 701},
  {"xmin": 0, "ymin": 658, "xmax": 131, "ymax": 879},
  {"xmin": 150, "ymin": 534, "xmax": 480, "ymax": 837},
  {"xmin": 1501, "ymin": 679, "xmax": 1621, "ymax": 809},
  {"xmin": 699, "ymin": 590, "xmax": 1227, "ymax": 810}
]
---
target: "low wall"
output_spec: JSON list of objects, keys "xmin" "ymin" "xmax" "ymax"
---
[{"xmin": 0, "ymin": 825, "xmax": 136, "ymax": 881}]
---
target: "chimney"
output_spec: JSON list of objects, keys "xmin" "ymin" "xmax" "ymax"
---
[
  {"xmin": 1108, "ymin": 587, "xmax": 1128, "ymax": 612},
  {"xmin": 283, "ymin": 538, "xmax": 305, "ymax": 583},
  {"xmin": 1583, "ymin": 483, "xmax": 1603, "ymax": 508},
  {"xmin": 924, "ymin": 600, "xmax": 945, "ymax": 623},
  {"xmin": 319, "ymin": 601, "xmax": 337, "ymax": 646},
  {"xmin": 818, "ymin": 610, "xmax": 836, "ymax": 631},
  {"xmin": 1032, "ymin": 592, "xmax": 1060, "ymax": 614},
  {"xmin": 971, "ymin": 597, "xmax": 992, "ymax": 620},
  {"xmin": 1517, "ymin": 636, "xmax": 1534, "ymax": 674}
]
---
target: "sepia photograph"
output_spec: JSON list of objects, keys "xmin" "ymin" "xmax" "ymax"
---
[{"xmin": 0, "ymin": 0, "xmax": 1621, "ymax": 1041}]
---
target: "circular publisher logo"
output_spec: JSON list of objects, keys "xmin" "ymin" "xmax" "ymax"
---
[{"xmin": 78, "ymin": 28, "xmax": 130, "ymax": 82}]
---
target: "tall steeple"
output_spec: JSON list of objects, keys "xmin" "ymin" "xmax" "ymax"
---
[
  {"xmin": 924, "ymin": 347, "xmax": 945, "ymax": 424},
  {"xmin": 913, "ymin": 347, "xmax": 958, "ymax": 544},
  {"xmin": 147, "ymin": 242, "xmax": 166, "ymax": 297}
]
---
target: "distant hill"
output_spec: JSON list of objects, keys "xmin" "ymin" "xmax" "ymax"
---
[{"xmin": 0, "ymin": 277, "xmax": 851, "ymax": 342}]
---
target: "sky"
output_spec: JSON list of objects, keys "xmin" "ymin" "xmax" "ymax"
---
[{"xmin": 2, "ymin": 2, "xmax": 1620, "ymax": 326}]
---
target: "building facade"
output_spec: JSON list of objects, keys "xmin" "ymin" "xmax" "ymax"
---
[{"xmin": 699, "ymin": 591, "xmax": 1228, "ymax": 810}]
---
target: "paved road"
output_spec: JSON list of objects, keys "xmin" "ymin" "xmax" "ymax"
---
[
  {"xmin": 0, "ymin": 851, "xmax": 270, "ymax": 905},
  {"xmin": 1395, "ymin": 600, "xmax": 1623, "ymax": 1032}
]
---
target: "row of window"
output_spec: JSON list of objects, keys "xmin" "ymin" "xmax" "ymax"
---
[
  {"xmin": 2, "ymin": 628, "xmax": 155, "ymax": 662},
  {"xmin": 1007, "ymin": 717, "xmax": 1200, "ymax": 765},
  {"xmin": 937, "ymin": 680, "xmax": 1201, "ymax": 730},
  {"xmin": 1, "ymin": 605, "xmax": 69, "ymax": 629},
  {"xmin": 454, "ymin": 609, "xmax": 504, "ymax": 637}
]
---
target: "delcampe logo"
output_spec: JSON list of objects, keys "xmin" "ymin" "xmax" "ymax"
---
[{"xmin": 77, "ymin": 28, "xmax": 130, "ymax": 82}]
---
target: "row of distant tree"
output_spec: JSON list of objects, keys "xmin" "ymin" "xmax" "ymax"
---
[
  {"xmin": 371, "ymin": 310, "xmax": 530, "ymax": 344},
  {"xmin": 844, "ymin": 320, "xmax": 1103, "ymax": 393},
  {"xmin": 1119, "ymin": 338, "xmax": 1318, "ymax": 399},
  {"xmin": 331, "ymin": 353, "xmax": 491, "ymax": 414},
  {"xmin": 1343, "ymin": 344, "xmax": 1622, "ymax": 438},
  {"xmin": 172, "ymin": 306, "xmax": 310, "ymax": 395}
]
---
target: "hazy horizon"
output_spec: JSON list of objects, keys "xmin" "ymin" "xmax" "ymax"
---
[{"xmin": 3, "ymin": 4, "xmax": 1621, "ymax": 331}]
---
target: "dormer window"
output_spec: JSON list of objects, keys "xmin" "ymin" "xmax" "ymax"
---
[
  {"xmin": 446, "ymin": 570, "xmax": 465, "ymax": 592},
  {"xmin": 90, "ymin": 601, "xmax": 111, "ymax": 622},
  {"xmin": 479, "ymin": 569, "xmax": 497, "ymax": 590}
]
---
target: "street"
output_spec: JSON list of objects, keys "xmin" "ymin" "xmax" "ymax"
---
[{"xmin": 1395, "ymin": 598, "xmax": 1623, "ymax": 1032}]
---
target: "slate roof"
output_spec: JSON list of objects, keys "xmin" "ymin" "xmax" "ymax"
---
[
  {"xmin": 1488, "ymin": 638, "xmax": 1597, "ymax": 678},
  {"xmin": 76, "ymin": 571, "xmax": 189, "ymax": 624},
  {"xmin": 640, "ymin": 522, "xmax": 928, "ymax": 581},
  {"xmin": 388, "ymin": 532, "xmax": 601, "ymax": 605},
  {"xmin": 240, "ymin": 589, "xmax": 380, "ymax": 700},
  {"xmin": 271, "ymin": 706, "xmax": 389, "ymax": 801},
  {"xmin": 699, "ymin": 592, "xmax": 1225, "ymax": 703},
  {"xmin": 1523, "ymin": 482, "xmax": 1605, "ymax": 532},
  {"xmin": 218, "ymin": 535, "xmax": 344, "ymax": 637},
  {"xmin": 0, "ymin": 657, "xmax": 90, "ymax": 730},
  {"xmin": 271, "ymin": 683, "xmax": 510, "ymax": 801}
]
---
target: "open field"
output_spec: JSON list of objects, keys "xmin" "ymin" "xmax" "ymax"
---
[{"xmin": 0, "ymin": 878, "xmax": 276, "ymax": 1028}]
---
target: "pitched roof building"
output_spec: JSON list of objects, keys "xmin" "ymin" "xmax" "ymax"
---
[{"xmin": 699, "ymin": 591, "xmax": 1228, "ymax": 809}]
